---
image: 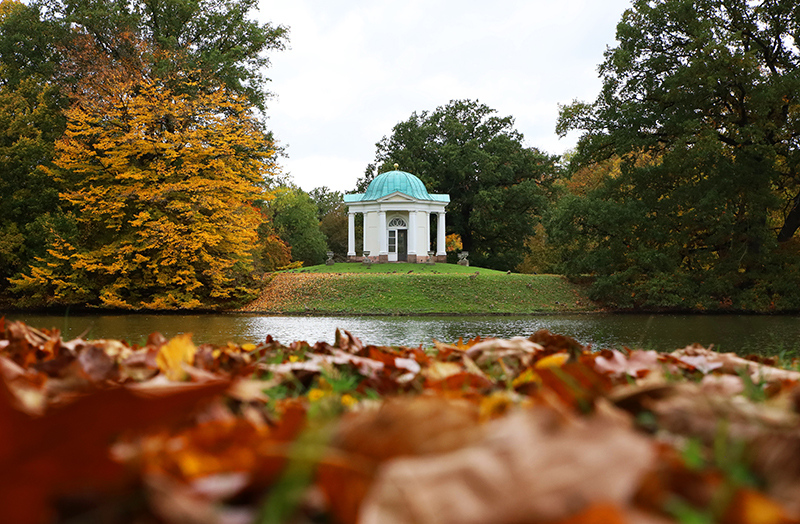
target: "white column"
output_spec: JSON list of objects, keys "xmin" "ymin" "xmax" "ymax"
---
[
  {"xmin": 436, "ymin": 211, "xmax": 446, "ymax": 256},
  {"xmin": 423, "ymin": 211, "xmax": 430, "ymax": 256},
  {"xmin": 408, "ymin": 210, "xmax": 417, "ymax": 255},
  {"xmin": 362, "ymin": 213, "xmax": 368, "ymax": 255},
  {"xmin": 378, "ymin": 211, "xmax": 387, "ymax": 255},
  {"xmin": 347, "ymin": 211, "xmax": 356, "ymax": 256}
]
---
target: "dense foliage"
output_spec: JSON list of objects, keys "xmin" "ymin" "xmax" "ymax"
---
[
  {"xmin": 310, "ymin": 186, "xmax": 349, "ymax": 260},
  {"xmin": 361, "ymin": 100, "xmax": 559, "ymax": 272},
  {"xmin": 0, "ymin": 1, "xmax": 69, "ymax": 294},
  {"xmin": 552, "ymin": 0, "xmax": 800, "ymax": 310},
  {"xmin": 11, "ymin": 74, "xmax": 274, "ymax": 309},
  {"xmin": 269, "ymin": 187, "xmax": 329, "ymax": 267},
  {"xmin": 40, "ymin": 0, "xmax": 287, "ymax": 111},
  {"xmin": 0, "ymin": 0, "xmax": 289, "ymax": 309}
]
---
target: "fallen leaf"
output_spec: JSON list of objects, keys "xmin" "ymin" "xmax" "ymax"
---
[
  {"xmin": 536, "ymin": 362, "xmax": 615, "ymax": 412},
  {"xmin": 672, "ymin": 346, "xmax": 800, "ymax": 383},
  {"xmin": 535, "ymin": 352, "xmax": 570, "ymax": 368},
  {"xmin": 0, "ymin": 376, "xmax": 229, "ymax": 524},
  {"xmin": 552, "ymin": 502, "xmax": 628, "ymax": 524},
  {"xmin": 422, "ymin": 361, "xmax": 464, "ymax": 382},
  {"xmin": 466, "ymin": 337, "xmax": 543, "ymax": 369},
  {"xmin": 722, "ymin": 488, "xmax": 794, "ymax": 524},
  {"xmin": 358, "ymin": 406, "xmax": 654, "ymax": 524},
  {"xmin": 157, "ymin": 333, "xmax": 197, "ymax": 381},
  {"xmin": 333, "ymin": 396, "xmax": 482, "ymax": 462},
  {"xmin": 594, "ymin": 349, "xmax": 660, "ymax": 379}
]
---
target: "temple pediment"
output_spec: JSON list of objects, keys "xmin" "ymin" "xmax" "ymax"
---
[{"xmin": 378, "ymin": 191, "xmax": 416, "ymax": 203}]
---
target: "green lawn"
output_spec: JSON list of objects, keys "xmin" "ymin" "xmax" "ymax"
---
[
  {"xmin": 241, "ymin": 263, "xmax": 596, "ymax": 315},
  {"xmin": 283, "ymin": 262, "xmax": 505, "ymax": 275}
]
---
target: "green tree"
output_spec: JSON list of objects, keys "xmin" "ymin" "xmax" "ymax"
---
[
  {"xmin": 363, "ymin": 99, "xmax": 558, "ymax": 271},
  {"xmin": 554, "ymin": 0, "xmax": 800, "ymax": 310},
  {"xmin": 270, "ymin": 188, "xmax": 328, "ymax": 267},
  {"xmin": 309, "ymin": 186, "xmax": 348, "ymax": 259},
  {"xmin": 0, "ymin": 0, "xmax": 63, "ymax": 86},
  {"xmin": 0, "ymin": 78, "xmax": 69, "ymax": 290},
  {"xmin": 37, "ymin": 0, "xmax": 288, "ymax": 111},
  {"xmin": 0, "ymin": 1, "xmax": 71, "ymax": 295},
  {"xmin": 309, "ymin": 186, "xmax": 343, "ymax": 219}
]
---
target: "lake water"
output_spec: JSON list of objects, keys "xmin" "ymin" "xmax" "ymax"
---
[{"xmin": 3, "ymin": 312, "xmax": 800, "ymax": 356}]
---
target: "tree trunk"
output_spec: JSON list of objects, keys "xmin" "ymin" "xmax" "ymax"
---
[{"xmin": 778, "ymin": 195, "xmax": 800, "ymax": 242}]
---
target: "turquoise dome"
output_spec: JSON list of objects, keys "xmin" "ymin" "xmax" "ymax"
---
[
  {"xmin": 362, "ymin": 170, "xmax": 432, "ymax": 201},
  {"xmin": 343, "ymin": 170, "xmax": 449, "ymax": 204}
]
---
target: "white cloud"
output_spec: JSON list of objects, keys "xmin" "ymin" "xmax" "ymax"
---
[{"xmin": 256, "ymin": 0, "xmax": 632, "ymax": 192}]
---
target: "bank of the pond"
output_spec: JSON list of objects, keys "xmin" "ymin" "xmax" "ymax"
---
[{"xmin": 239, "ymin": 264, "xmax": 596, "ymax": 315}]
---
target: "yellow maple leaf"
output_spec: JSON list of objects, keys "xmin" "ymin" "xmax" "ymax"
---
[{"xmin": 156, "ymin": 333, "xmax": 197, "ymax": 380}]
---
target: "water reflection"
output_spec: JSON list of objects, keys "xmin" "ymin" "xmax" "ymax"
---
[{"xmin": 3, "ymin": 312, "xmax": 800, "ymax": 356}]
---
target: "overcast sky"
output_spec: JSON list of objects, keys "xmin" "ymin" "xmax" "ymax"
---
[{"xmin": 254, "ymin": 1, "xmax": 633, "ymax": 193}]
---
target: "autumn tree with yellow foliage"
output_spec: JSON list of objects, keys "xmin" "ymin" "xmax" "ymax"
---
[
  {"xmin": 12, "ymin": 70, "xmax": 276, "ymax": 309},
  {"xmin": 1, "ymin": 0, "xmax": 289, "ymax": 309}
]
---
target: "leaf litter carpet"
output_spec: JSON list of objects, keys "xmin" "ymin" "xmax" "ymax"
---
[{"xmin": 1, "ymin": 317, "xmax": 799, "ymax": 523}]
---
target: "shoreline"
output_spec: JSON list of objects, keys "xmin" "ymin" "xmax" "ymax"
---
[{"xmin": 4, "ymin": 267, "xmax": 800, "ymax": 316}]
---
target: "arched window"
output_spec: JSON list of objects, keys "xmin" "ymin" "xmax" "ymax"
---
[{"xmin": 388, "ymin": 217, "xmax": 407, "ymax": 228}]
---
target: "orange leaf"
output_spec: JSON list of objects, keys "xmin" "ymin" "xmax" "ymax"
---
[
  {"xmin": 536, "ymin": 362, "xmax": 614, "ymax": 411},
  {"xmin": 424, "ymin": 371, "xmax": 494, "ymax": 392},
  {"xmin": 0, "ymin": 377, "xmax": 228, "ymax": 524},
  {"xmin": 552, "ymin": 502, "xmax": 628, "ymax": 524},
  {"xmin": 316, "ymin": 450, "xmax": 376, "ymax": 524}
]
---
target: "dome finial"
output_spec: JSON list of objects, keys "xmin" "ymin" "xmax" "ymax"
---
[{"xmin": 393, "ymin": 163, "xmax": 399, "ymax": 170}]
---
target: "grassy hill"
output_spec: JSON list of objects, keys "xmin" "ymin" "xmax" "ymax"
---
[{"xmin": 240, "ymin": 263, "xmax": 596, "ymax": 315}]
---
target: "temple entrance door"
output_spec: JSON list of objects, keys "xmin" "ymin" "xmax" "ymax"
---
[{"xmin": 398, "ymin": 230, "xmax": 408, "ymax": 262}]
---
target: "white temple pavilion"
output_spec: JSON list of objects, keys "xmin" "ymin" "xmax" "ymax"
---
[{"xmin": 344, "ymin": 169, "xmax": 450, "ymax": 263}]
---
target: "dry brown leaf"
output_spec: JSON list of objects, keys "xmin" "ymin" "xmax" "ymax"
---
[
  {"xmin": 227, "ymin": 379, "xmax": 270, "ymax": 403},
  {"xmin": 358, "ymin": 406, "xmax": 654, "ymax": 524},
  {"xmin": 465, "ymin": 336, "xmax": 544, "ymax": 369},
  {"xmin": 643, "ymin": 383, "xmax": 800, "ymax": 518},
  {"xmin": 672, "ymin": 346, "xmax": 800, "ymax": 383},
  {"xmin": 77, "ymin": 344, "xmax": 118, "ymax": 382},
  {"xmin": 528, "ymin": 330, "xmax": 585, "ymax": 354},
  {"xmin": 535, "ymin": 362, "xmax": 615, "ymax": 411},
  {"xmin": 647, "ymin": 383, "xmax": 800, "ymax": 443},
  {"xmin": 749, "ymin": 432, "xmax": 800, "ymax": 519},
  {"xmin": 316, "ymin": 448, "xmax": 377, "ymax": 524},
  {"xmin": 422, "ymin": 361, "xmax": 464, "ymax": 382},
  {"xmin": 335, "ymin": 328, "xmax": 364, "ymax": 353},
  {"xmin": 699, "ymin": 374, "xmax": 745, "ymax": 396},
  {"xmin": 333, "ymin": 396, "xmax": 482, "ymax": 462},
  {"xmin": 594, "ymin": 349, "xmax": 660, "ymax": 379},
  {"xmin": 145, "ymin": 473, "xmax": 255, "ymax": 524}
]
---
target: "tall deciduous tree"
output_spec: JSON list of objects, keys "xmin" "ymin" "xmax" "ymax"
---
[
  {"xmin": 363, "ymin": 99, "xmax": 558, "ymax": 271},
  {"xmin": 554, "ymin": 0, "xmax": 800, "ymax": 310},
  {"xmin": 12, "ymin": 72, "xmax": 275, "ymax": 309},
  {"xmin": 310, "ymin": 186, "xmax": 348, "ymax": 259},
  {"xmin": 0, "ymin": 1, "xmax": 70, "ymax": 295},
  {"xmin": 270, "ymin": 188, "xmax": 328, "ymax": 267},
  {"xmin": 0, "ymin": 0, "xmax": 63, "ymax": 86},
  {"xmin": 38, "ymin": 0, "xmax": 288, "ymax": 111},
  {"xmin": 1, "ymin": 0, "xmax": 288, "ymax": 306}
]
